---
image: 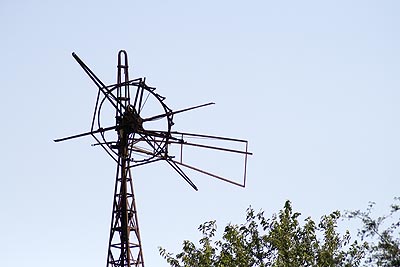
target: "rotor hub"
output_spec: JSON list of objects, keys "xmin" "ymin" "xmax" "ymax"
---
[{"xmin": 119, "ymin": 105, "xmax": 143, "ymax": 134}]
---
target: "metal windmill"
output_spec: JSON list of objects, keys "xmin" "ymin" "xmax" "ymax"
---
[{"xmin": 55, "ymin": 50, "xmax": 251, "ymax": 267}]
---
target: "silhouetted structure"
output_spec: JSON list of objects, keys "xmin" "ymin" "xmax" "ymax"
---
[{"xmin": 55, "ymin": 50, "xmax": 251, "ymax": 267}]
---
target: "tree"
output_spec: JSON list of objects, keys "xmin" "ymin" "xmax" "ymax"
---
[
  {"xmin": 159, "ymin": 200, "xmax": 367, "ymax": 267},
  {"xmin": 345, "ymin": 197, "xmax": 400, "ymax": 267}
]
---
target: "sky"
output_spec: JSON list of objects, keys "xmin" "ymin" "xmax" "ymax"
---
[{"xmin": 0, "ymin": 0, "xmax": 399, "ymax": 266}]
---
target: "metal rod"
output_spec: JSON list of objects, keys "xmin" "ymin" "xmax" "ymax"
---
[
  {"xmin": 72, "ymin": 52, "xmax": 122, "ymax": 114},
  {"xmin": 171, "ymin": 131, "xmax": 249, "ymax": 143},
  {"xmin": 180, "ymin": 133, "xmax": 183, "ymax": 163},
  {"xmin": 54, "ymin": 126, "xmax": 117, "ymax": 142},
  {"xmin": 165, "ymin": 159, "xmax": 198, "ymax": 191},
  {"xmin": 169, "ymin": 140, "xmax": 252, "ymax": 155},
  {"xmin": 243, "ymin": 142, "xmax": 249, "ymax": 188},
  {"xmin": 172, "ymin": 160, "xmax": 245, "ymax": 188},
  {"xmin": 142, "ymin": 102, "xmax": 215, "ymax": 122}
]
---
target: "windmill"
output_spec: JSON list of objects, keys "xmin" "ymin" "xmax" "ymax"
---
[{"xmin": 55, "ymin": 50, "xmax": 251, "ymax": 267}]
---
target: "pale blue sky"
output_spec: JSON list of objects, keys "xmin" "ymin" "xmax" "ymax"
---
[{"xmin": 0, "ymin": 1, "xmax": 399, "ymax": 266}]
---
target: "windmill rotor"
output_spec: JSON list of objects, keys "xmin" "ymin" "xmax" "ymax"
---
[{"xmin": 91, "ymin": 77, "xmax": 174, "ymax": 165}]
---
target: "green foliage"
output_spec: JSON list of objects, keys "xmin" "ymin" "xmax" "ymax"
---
[
  {"xmin": 345, "ymin": 197, "xmax": 400, "ymax": 267},
  {"xmin": 160, "ymin": 200, "xmax": 367, "ymax": 267}
]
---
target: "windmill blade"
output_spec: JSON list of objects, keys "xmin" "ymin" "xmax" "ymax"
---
[
  {"xmin": 165, "ymin": 158, "xmax": 198, "ymax": 191},
  {"xmin": 171, "ymin": 131, "xmax": 250, "ymax": 143},
  {"xmin": 171, "ymin": 159, "xmax": 246, "ymax": 188},
  {"xmin": 72, "ymin": 52, "xmax": 123, "ymax": 114},
  {"xmin": 54, "ymin": 125, "xmax": 117, "ymax": 142},
  {"xmin": 168, "ymin": 140, "xmax": 252, "ymax": 155},
  {"xmin": 142, "ymin": 102, "xmax": 215, "ymax": 122}
]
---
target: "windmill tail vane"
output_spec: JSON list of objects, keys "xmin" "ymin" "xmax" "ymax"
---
[{"xmin": 54, "ymin": 50, "xmax": 252, "ymax": 267}]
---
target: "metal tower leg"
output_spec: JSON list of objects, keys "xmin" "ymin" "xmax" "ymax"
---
[{"xmin": 106, "ymin": 131, "xmax": 144, "ymax": 267}]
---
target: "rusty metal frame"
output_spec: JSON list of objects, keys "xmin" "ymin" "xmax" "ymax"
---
[{"xmin": 54, "ymin": 50, "xmax": 252, "ymax": 267}]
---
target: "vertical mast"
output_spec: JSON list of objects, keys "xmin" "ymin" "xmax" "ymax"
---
[{"xmin": 106, "ymin": 51, "xmax": 144, "ymax": 267}]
